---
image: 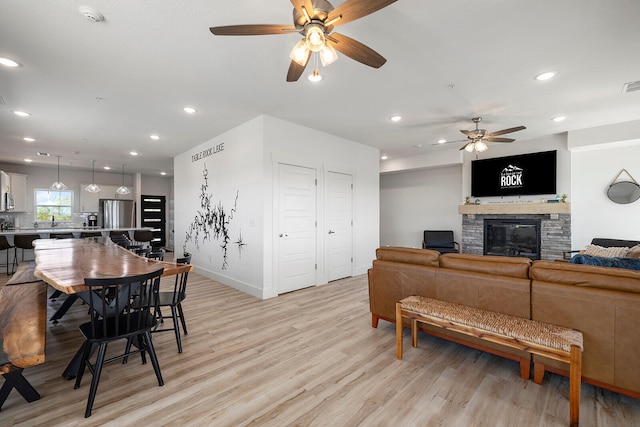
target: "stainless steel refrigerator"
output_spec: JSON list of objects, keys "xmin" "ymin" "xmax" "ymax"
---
[{"xmin": 99, "ymin": 199, "xmax": 135, "ymax": 228}]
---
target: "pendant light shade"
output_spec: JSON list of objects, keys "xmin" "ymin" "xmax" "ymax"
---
[
  {"xmin": 85, "ymin": 160, "xmax": 101, "ymax": 193},
  {"xmin": 51, "ymin": 155, "xmax": 68, "ymax": 191},
  {"xmin": 116, "ymin": 163, "xmax": 131, "ymax": 195}
]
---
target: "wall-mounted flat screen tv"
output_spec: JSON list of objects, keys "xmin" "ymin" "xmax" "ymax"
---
[{"xmin": 471, "ymin": 150, "xmax": 557, "ymax": 197}]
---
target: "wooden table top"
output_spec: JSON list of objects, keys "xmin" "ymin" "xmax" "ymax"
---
[{"xmin": 33, "ymin": 238, "xmax": 193, "ymax": 294}]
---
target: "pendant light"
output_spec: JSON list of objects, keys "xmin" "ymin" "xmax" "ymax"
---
[
  {"xmin": 85, "ymin": 160, "xmax": 101, "ymax": 193},
  {"xmin": 51, "ymin": 155, "xmax": 68, "ymax": 190},
  {"xmin": 116, "ymin": 163, "xmax": 131, "ymax": 195}
]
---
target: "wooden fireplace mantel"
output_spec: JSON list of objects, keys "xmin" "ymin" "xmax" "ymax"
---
[{"xmin": 458, "ymin": 203, "xmax": 571, "ymax": 216}]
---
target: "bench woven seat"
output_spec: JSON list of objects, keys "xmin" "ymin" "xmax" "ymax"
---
[
  {"xmin": 396, "ymin": 295, "xmax": 583, "ymax": 426},
  {"xmin": 400, "ymin": 296, "xmax": 583, "ymax": 353}
]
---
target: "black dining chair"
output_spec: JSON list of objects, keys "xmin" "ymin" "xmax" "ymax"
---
[
  {"xmin": 147, "ymin": 248, "xmax": 165, "ymax": 261},
  {"xmin": 153, "ymin": 253, "xmax": 191, "ymax": 353},
  {"xmin": 73, "ymin": 268, "xmax": 165, "ymax": 418}
]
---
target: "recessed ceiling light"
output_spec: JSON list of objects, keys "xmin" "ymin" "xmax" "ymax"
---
[
  {"xmin": 150, "ymin": 134, "xmax": 160, "ymax": 140},
  {"xmin": 160, "ymin": 171, "xmax": 167, "ymax": 176},
  {"xmin": 552, "ymin": 116, "xmax": 566, "ymax": 122},
  {"xmin": 414, "ymin": 144, "xmax": 423, "ymax": 148},
  {"xmin": 37, "ymin": 152, "xmax": 50, "ymax": 156},
  {"xmin": 103, "ymin": 166, "xmax": 111, "ymax": 170},
  {"xmin": 13, "ymin": 110, "xmax": 31, "ymax": 117},
  {"xmin": 24, "ymin": 158, "xmax": 33, "ymax": 163},
  {"xmin": 23, "ymin": 137, "xmax": 35, "ymax": 142},
  {"xmin": 389, "ymin": 115, "xmax": 402, "ymax": 122},
  {"xmin": 535, "ymin": 71, "xmax": 558, "ymax": 81},
  {"xmin": 380, "ymin": 155, "xmax": 388, "ymax": 160},
  {"xmin": 183, "ymin": 107, "xmax": 197, "ymax": 114},
  {"xmin": 437, "ymin": 139, "xmax": 447, "ymax": 144},
  {"xmin": 130, "ymin": 151, "xmax": 138, "ymax": 156},
  {"xmin": 0, "ymin": 57, "xmax": 20, "ymax": 67}
]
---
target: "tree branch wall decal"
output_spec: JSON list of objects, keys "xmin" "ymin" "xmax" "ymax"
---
[{"xmin": 183, "ymin": 164, "xmax": 242, "ymax": 269}]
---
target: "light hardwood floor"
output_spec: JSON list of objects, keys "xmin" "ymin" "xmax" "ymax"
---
[{"xmin": 2, "ymin": 261, "xmax": 640, "ymax": 426}]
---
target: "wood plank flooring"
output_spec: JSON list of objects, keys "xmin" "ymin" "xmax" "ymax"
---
[{"xmin": 1, "ymin": 261, "xmax": 639, "ymax": 426}]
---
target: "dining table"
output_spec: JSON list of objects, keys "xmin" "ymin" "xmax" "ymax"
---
[{"xmin": 32, "ymin": 237, "xmax": 193, "ymax": 379}]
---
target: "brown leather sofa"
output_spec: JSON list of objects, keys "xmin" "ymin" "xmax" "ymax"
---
[{"xmin": 368, "ymin": 246, "xmax": 640, "ymax": 399}]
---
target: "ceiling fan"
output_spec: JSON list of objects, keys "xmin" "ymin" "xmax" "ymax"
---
[
  {"xmin": 437, "ymin": 117, "xmax": 526, "ymax": 155},
  {"xmin": 209, "ymin": 0, "xmax": 397, "ymax": 82}
]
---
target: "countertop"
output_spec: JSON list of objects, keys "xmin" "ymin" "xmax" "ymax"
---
[{"xmin": 0, "ymin": 227, "xmax": 150, "ymax": 236}]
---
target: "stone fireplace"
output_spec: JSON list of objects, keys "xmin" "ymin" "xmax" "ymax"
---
[{"xmin": 459, "ymin": 203, "xmax": 571, "ymax": 261}]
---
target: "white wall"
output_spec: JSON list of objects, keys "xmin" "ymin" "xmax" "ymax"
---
[
  {"xmin": 570, "ymin": 141, "xmax": 640, "ymax": 248},
  {"xmin": 380, "ymin": 165, "xmax": 462, "ymax": 248},
  {"xmin": 174, "ymin": 115, "xmax": 380, "ymax": 300}
]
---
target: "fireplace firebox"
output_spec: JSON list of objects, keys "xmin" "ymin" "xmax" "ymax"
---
[{"xmin": 483, "ymin": 219, "xmax": 541, "ymax": 260}]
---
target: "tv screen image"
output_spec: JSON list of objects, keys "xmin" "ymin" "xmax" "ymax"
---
[{"xmin": 471, "ymin": 150, "xmax": 557, "ymax": 197}]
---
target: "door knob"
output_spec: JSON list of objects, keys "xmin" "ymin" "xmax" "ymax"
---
[
  {"xmin": 328, "ymin": 230, "xmax": 335, "ymax": 234},
  {"xmin": 279, "ymin": 234, "xmax": 288, "ymax": 237}
]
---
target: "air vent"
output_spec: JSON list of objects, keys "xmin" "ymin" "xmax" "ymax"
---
[
  {"xmin": 37, "ymin": 152, "xmax": 50, "ymax": 157},
  {"xmin": 622, "ymin": 80, "xmax": 640, "ymax": 94}
]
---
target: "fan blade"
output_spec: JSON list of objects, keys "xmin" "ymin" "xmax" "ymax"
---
[
  {"xmin": 328, "ymin": 33, "xmax": 386, "ymax": 68},
  {"xmin": 484, "ymin": 137, "xmax": 515, "ymax": 143},
  {"xmin": 290, "ymin": 0, "xmax": 315, "ymax": 21},
  {"xmin": 460, "ymin": 129, "xmax": 479, "ymax": 138},
  {"xmin": 286, "ymin": 52, "xmax": 311, "ymax": 82},
  {"xmin": 327, "ymin": 0, "xmax": 398, "ymax": 27},
  {"xmin": 486, "ymin": 125, "xmax": 526, "ymax": 137},
  {"xmin": 210, "ymin": 25, "xmax": 296, "ymax": 36}
]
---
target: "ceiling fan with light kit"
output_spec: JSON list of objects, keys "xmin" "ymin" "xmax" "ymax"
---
[
  {"xmin": 209, "ymin": 0, "xmax": 397, "ymax": 82},
  {"xmin": 435, "ymin": 117, "xmax": 526, "ymax": 157}
]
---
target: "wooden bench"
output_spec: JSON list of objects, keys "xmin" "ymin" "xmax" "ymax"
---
[
  {"xmin": 396, "ymin": 296, "xmax": 584, "ymax": 427},
  {"xmin": 0, "ymin": 261, "xmax": 47, "ymax": 410}
]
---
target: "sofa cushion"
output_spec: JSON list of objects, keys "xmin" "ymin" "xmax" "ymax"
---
[
  {"xmin": 530, "ymin": 260, "xmax": 640, "ymax": 294},
  {"xmin": 627, "ymin": 244, "xmax": 640, "ymax": 258},
  {"xmin": 375, "ymin": 246, "xmax": 440, "ymax": 267},
  {"xmin": 581, "ymin": 244, "xmax": 630, "ymax": 258},
  {"xmin": 439, "ymin": 253, "xmax": 531, "ymax": 279}
]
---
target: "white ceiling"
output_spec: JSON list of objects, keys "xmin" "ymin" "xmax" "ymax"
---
[{"xmin": 1, "ymin": 0, "xmax": 639, "ymax": 176}]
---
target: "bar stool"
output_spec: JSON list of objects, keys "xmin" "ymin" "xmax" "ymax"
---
[
  {"xmin": 12, "ymin": 234, "xmax": 40, "ymax": 274},
  {"xmin": 133, "ymin": 230, "xmax": 155, "ymax": 249},
  {"xmin": 0, "ymin": 235, "xmax": 14, "ymax": 275}
]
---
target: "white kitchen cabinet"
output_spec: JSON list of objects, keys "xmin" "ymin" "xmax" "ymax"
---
[{"xmin": 9, "ymin": 173, "xmax": 28, "ymax": 211}]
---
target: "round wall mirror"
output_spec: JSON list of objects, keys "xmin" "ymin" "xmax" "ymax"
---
[{"xmin": 607, "ymin": 181, "xmax": 640, "ymax": 204}]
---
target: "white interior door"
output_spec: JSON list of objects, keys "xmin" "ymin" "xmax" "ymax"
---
[
  {"xmin": 277, "ymin": 163, "xmax": 317, "ymax": 294},
  {"xmin": 326, "ymin": 171, "xmax": 353, "ymax": 281}
]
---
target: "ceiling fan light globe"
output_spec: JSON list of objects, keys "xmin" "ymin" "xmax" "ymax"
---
[
  {"xmin": 305, "ymin": 25, "xmax": 325, "ymax": 52},
  {"xmin": 464, "ymin": 143, "xmax": 475, "ymax": 153},
  {"xmin": 319, "ymin": 43, "xmax": 338, "ymax": 66},
  {"xmin": 476, "ymin": 141, "xmax": 488, "ymax": 152},
  {"xmin": 290, "ymin": 39, "xmax": 310, "ymax": 66}
]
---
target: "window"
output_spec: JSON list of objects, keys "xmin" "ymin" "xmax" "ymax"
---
[{"xmin": 35, "ymin": 189, "xmax": 73, "ymax": 222}]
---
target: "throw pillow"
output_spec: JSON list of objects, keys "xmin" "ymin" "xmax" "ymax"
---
[
  {"xmin": 627, "ymin": 244, "xmax": 640, "ymax": 258},
  {"xmin": 582, "ymin": 244, "xmax": 630, "ymax": 258}
]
